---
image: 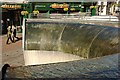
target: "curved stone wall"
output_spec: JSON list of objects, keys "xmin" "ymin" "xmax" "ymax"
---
[{"xmin": 24, "ymin": 19, "xmax": 120, "ymax": 58}]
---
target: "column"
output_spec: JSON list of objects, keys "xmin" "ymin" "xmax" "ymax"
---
[
  {"xmin": 111, "ymin": 4, "xmax": 114, "ymax": 15},
  {"xmin": 101, "ymin": 1, "xmax": 107, "ymax": 15},
  {"xmin": 115, "ymin": 0, "xmax": 119, "ymax": 15}
]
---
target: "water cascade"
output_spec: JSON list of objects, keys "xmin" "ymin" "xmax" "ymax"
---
[{"xmin": 24, "ymin": 19, "xmax": 120, "ymax": 59}]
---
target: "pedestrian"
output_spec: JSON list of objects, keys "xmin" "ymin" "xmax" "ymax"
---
[
  {"xmin": 6, "ymin": 26, "xmax": 13, "ymax": 44},
  {"xmin": 1, "ymin": 64, "xmax": 10, "ymax": 80},
  {"xmin": 11, "ymin": 25, "xmax": 19, "ymax": 42}
]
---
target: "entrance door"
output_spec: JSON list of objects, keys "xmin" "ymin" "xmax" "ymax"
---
[{"xmin": 2, "ymin": 9, "xmax": 21, "ymax": 34}]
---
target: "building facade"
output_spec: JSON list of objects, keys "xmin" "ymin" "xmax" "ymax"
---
[
  {"xmin": 1, "ymin": 3, "xmax": 23, "ymax": 34},
  {"xmin": 24, "ymin": 0, "xmax": 120, "ymax": 16},
  {"xmin": 1, "ymin": 0, "xmax": 119, "ymax": 34},
  {"xmin": 97, "ymin": 0, "xmax": 120, "ymax": 16}
]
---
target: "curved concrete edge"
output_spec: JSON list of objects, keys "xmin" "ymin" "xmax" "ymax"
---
[{"xmin": 5, "ymin": 53, "xmax": 119, "ymax": 79}]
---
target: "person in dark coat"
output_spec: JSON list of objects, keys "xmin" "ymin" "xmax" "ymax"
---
[{"xmin": 1, "ymin": 64, "xmax": 10, "ymax": 80}]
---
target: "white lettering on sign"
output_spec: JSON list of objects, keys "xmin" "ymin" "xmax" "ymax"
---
[{"xmin": 35, "ymin": 5, "xmax": 46, "ymax": 8}]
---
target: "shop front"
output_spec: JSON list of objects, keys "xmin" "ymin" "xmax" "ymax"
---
[{"xmin": 1, "ymin": 4, "xmax": 22, "ymax": 34}]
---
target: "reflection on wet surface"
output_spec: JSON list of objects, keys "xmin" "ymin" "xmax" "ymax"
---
[{"xmin": 24, "ymin": 50, "xmax": 84, "ymax": 65}]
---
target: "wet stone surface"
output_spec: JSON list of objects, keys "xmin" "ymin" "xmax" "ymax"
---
[{"xmin": 6, "ymin": 53, "xmax": 119, "ymax": 79}]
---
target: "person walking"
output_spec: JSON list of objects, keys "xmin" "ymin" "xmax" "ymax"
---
[
  {"xmin": 6, "ymin": 26, "xmax": 13, "ymax": 44},
  {"xmin": 11, "ymin": 25, "xmax": 19, "ymax": 42}
]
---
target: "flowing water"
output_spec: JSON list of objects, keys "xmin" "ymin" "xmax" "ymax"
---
[{"xmin": 23, "ymin": 19, "xmax": 120, "ymax": 65}]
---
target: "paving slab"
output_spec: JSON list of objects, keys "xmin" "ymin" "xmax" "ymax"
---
[{"xmin": 5, "ymin": 53, "xmax": 119, "ymax": 79}]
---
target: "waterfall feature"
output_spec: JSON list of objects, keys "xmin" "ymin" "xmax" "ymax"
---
[{"xmin": 23, "ymin": 19, "xmax": 119, "ymax": 65}]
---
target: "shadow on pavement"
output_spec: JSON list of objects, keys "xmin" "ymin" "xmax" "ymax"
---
[{"xmin": 15, "ymin": 37, "xmax": 22, "ymax": 42}]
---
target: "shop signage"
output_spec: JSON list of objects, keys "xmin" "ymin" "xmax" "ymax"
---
[
  {"xmin": 50, "ymin": 3, "xmax": 69, "ymax": 8},
  {"xmin": 35, "ymin": 5, "xmax": 46, "ymax": 8},
  {"xmin": 1, "ymin": 4, "xmax": 21, "ymax": 9},
  {"xmin": 70, "ymin": 8, "xmax": 75, "ymax": 11},
  {"xmin": 71, "ymin": 5, "xmax": 79, "ymax": 7}
]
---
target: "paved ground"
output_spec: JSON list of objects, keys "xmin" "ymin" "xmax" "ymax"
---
[
  {"xmin": 2, "ymin": 33, "xmax": 24, "ymax": 66},
  {"xmin": 6, "ymin": 53, "xmax": 119, "ymax": 79}
]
